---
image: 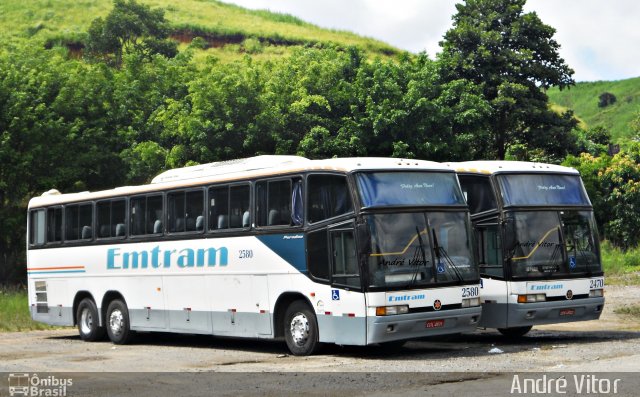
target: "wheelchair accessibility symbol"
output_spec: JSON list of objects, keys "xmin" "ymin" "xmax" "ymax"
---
[
  {"xmin": 332, "ymin": 289, "xmax": 340, "ymax": 301},
  {"xmin": 437, "ymin": 262, "xmax": 445, "ymax": 274},
  {"xmin": 569, "ymin": 256, "xmax": 576, "ymax": 269}
]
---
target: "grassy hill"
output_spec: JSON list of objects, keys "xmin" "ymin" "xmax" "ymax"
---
[
  {"xmin": 0, "ymin": 0, "xmax": 399, "ymax": 62},
  {"xmin": 547, "ymin": 77, "xmax": 640, "ymax": 143}
]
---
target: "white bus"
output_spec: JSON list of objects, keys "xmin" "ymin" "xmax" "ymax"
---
[
  {"xmin": 448, "ymin": 161, "xmax": 605, "ymax": 337},
  {"xmin": 27, "ymin": 156, "xmax": 481, "ymax": 355}
]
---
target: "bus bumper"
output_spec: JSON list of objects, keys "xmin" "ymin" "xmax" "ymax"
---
[
  {"xmin": 366, "ymin": 306, "xmax": 482, "ymax": 344},
  {"xmin": 480, "ymin": 297, "xmax": 605, "ymax": 329}
]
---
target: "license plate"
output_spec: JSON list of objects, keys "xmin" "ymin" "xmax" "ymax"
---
[
  {"xmin": 426, "ymin": 319, "xmax": 445, "ymax": 328},
  {"xmin": 559, "ymin": 308, "xmax": 575, "ymax": 316}
]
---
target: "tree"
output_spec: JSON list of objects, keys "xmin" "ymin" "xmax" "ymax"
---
[
  {"xmin": 86, "ymin": 0, "xmax": 177, "ymax": 66},
  {"xmin": 438, "ymin": 0, "xmax": 576, "ymax": 159}
]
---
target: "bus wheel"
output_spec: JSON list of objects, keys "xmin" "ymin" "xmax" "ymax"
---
[
  {"xmin": 76, "ymin": 298, "xmax": 105, "ymax": 341},
  {"xmin": 106, "ymin": 299, "xmax": 133, "ymax": 344},
  {"xmin": 498, "ymin": 325, "xmax": 533, "ymax": 338},
  {"xmin": 284, "ymin": 301, "xmax": 320, "ymax": 356}
]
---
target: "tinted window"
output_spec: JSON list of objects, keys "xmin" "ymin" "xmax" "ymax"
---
[
  {"xmin": 168, "ymin": 190, "xmax": 204, "ymax": 233},
  {"xmin": 458, "ymin": 175, "xmax": 497, "ymax": 214},
  {"xmin": 256, "ymin": 178, "xmax": 301, "ymax": 227},
  {"xmin": 97, "ymin": 199, "xmax": 126, "ymax": 238},
  {"xmin": 498, "ymin": 174, "xmax": 590, "ymax": 206},
  {"xmin": 46, "ymin": 207, "xmax": 62, "ymax": 243},
  {"xmin": 307, "ymin": 229, "xmax": 329, "ymax": 280},
  {"xmin": 356, "ymin": 172, "xmax": 465, "ymax": 207},
  {"xmin": 209, "ymin": 184, "xmax": 250, "ymax": 230},
  {"xmin": 65, "ymin": 203, "xmax": 93, "ymax": 241},
  {"xmin": 307, "ymin": 175, "xmax": 353, "ymax": 223},
  {"xmin": 131, "ymin": 195, "xmax": 163, "ymax": 236}
]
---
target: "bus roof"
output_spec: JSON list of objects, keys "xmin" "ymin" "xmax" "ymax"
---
[
  {"xmin": 444, "ymin": 161, "xmax": 579, "ymax": 176},
  {"xmin": 28, "ymin": 156, "xmax": 451, "ymax": 208}
]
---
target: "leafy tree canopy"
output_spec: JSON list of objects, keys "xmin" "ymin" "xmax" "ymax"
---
[
  {"xmin": 86, "ymin": 0, "xmax": 177, "ymax": 66},
  {"xmin": 438, "ymin": 0, "xmax": 577, "ymax": 160}
]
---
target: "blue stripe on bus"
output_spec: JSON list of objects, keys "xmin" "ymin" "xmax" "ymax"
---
[
  {"xmin": 256, "ymin": 234, "xmax": 307, "ymax": 273},
  {"xmin": 27, "ymin": 270, "xmax": 86, "ymax": 275}
]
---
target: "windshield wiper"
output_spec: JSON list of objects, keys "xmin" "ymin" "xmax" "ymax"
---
[
  {"xmin": 432, "ymin": 228, "xmax": 464, "ymax": 283},
  {"xmin": 411, "ymin": 227, "xmax": 429, "ymax": 286}
]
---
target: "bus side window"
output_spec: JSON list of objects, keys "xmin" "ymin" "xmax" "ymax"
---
[
  {"xmin": 458, "ymin": 176, "xmax": 497, "ymax": 214},
  {"xmin": 97, "ymin": 199, "xmax": 126, "ymax": 238},
  {"xmin": 131, "ymin": 195, "xmax": 163, "ymax": 236},
  {"xmin": 29, "ymin": 209, "xmax": 46, "ymax": 246},
  {"xmin": 65, "ymin": 203, "xmax": 93, "ymax": 241},
  {"xmin": 46, "ymin": 207, "xmax": 62, "ymax": 243},
  {"xmin": 256, "ymin": 178, "xmax": 296, "ymax": 227},
  {"xmin": 307, "ymin": 174, "xmax": 353, "ymax": 224}
]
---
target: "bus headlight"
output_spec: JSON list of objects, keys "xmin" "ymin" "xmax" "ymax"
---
[
  {"xmin": 376, "ymin": 305, "xmax": 409, "ymax": 316},
  {"xmin": 517, "ymin": 294, "xmax": 546, "ymax": 303},
  {"xmin": 589, "ymin": 289, "xmax": 604, "ymax": 298},
  {"xmin": 461, "ymin": 297, "xmax": 480, "ymax": 307}
]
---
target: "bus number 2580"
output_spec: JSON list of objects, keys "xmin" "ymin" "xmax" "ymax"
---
[
  {"xmin": 239, "ymin": 250, "xmax": 254, "ymax": 259},
  {"xmin": 461, "ymin": 286, "xmax": 479, "ymax": 298}
]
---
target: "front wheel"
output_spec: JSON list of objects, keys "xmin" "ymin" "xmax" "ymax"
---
[
  {"xmin": 76, "ymin": 298, "xmax": 105, "ymax": 341},
  {"xmin": 105, "ymin": 299, "xmax": 134, "ymax": 344},
  {"xmin": 284, "ymin": 301, "xmax": 320, "ymax": 356},
  {"xmin": 498, "ymin": 325, "xmax": 533, "ymax": 338}
]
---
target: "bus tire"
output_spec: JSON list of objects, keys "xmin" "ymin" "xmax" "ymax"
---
[
  {"xmin": 76, "ymin": 298, "xmax": 105, "ymax": 341},
  {"xmin": 284, "ymin": 301, "xmax": 320, "ymax": 356},
  {"xmin": 498, "ymin": 325, "xmax": 533, "ymax": 338},
  {"xmin": 105, "ymin": 299, "xmax": 133, "ymax": 345}
]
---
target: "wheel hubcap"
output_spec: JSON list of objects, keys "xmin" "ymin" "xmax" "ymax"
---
[
  {"xmin": 290, "ymin": 313, "xmax": 310, "ymax": 346},
  {"xmin": 80, "ymin": 308, "xmax": 93, "ymax": 335},
  {"xmin": 109, "ymin": 309, "xmax": 124, "ymax": 336}
]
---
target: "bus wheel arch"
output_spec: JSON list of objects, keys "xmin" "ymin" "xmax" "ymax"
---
[
  {"xmin": 73, "ymin": 292, "xmax": 105, "ymax": 341},
  {"xmin": 273, "ymin": 292, "xmax": 314, "ymax": 339},
  {"xmin": 274, "ymin": 293, "xmax": 321, "ymax": 356},
  {"xmin": 72, "ymin": 291, "xmax": 96, "ymax": 326}
]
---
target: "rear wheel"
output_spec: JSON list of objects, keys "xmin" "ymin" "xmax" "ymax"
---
[
  {"xmin": 284, "ymin": 301, "xmax": 320, "ymax": 356},
  {"xmin": 497, "ymin": 325, "xmax": 533, "ymax": 338},
  {"xmin": 105, "ymin": 299, "xmax": 133, "ymax": 344},
  {"xmin": 76, "ymin": 298, "xmax": 105, "ymax": 341}
]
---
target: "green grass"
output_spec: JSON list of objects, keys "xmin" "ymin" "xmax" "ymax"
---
[
  {"xmin": 547, "ymin": 77, "xmax": 640, "ymax": 143},
  {"xmin": 0, "ymin": 287, "xmax": 61, "ymax": 332},
  {"xmin": 601, "ymin": 240, "xmax": 640, "ymax": 286},
  {"xmin": 614, "ymin": 305, "xmax": 640, "ymax": 318},
  {"xmin": 0, "ymin": 0, "xmax": 399, "ymax": 62}
]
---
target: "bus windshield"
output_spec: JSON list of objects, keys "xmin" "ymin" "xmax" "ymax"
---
[
  {"xmin": 356, "ymin": 172, "xmax": 465, "ymax": 207},
  {"xmin": 497, "ymin": 174, "xmax": 590, "ymax": 206},
  {"xmin": 366, "ymin": 211, "xmax": 478, "ymax": 289},
  {"xmin": 505, "ymin": 210, "xmax": 601, "ymax": 278}
]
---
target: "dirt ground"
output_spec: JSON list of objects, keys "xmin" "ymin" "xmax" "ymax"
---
[{"xmin": 0, "ymin": 285, "xmax": 638, "ymax": 396}]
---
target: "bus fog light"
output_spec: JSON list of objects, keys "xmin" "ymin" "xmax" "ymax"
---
[
  {"xmin": 589, "ymin": 289, "xmax": 603, "ymax": 298},
  {"xmin": 376, "ymin": 305, "xmax": 409, "ymax": 316},
  {"xmin": 462, "ymin": 297, "xmax": 480, "ymax": 307}
]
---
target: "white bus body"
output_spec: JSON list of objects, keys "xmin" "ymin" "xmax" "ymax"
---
[
  {"xmin": 28, "ymin": 156, "xmax": 482, "ymax": 355},
  {"xmin": 448, "ymin": 161, "xmax": 604, "ymax": 337}
]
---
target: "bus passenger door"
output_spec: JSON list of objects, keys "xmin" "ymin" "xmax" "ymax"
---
[
  {"xmin": 476, "ymin": 221, "xmax": 508, "ymax": 328},
  {"xmin": 327, "ymin": 223, "xmax": 366, "ymax": 345}
]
